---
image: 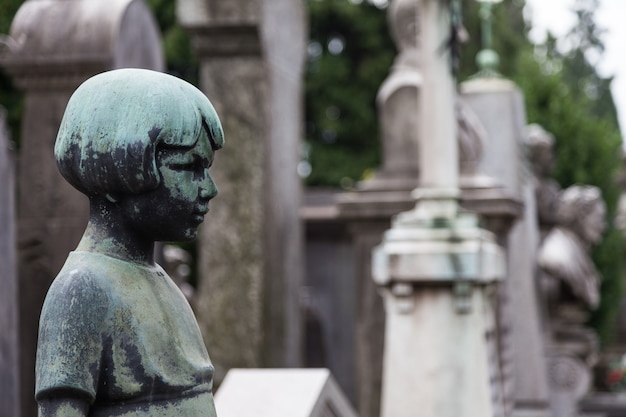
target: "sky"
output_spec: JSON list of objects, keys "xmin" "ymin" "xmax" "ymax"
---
[{"xmin": 524, "ymin": 0, "xmax": 626, "ymax": 139}]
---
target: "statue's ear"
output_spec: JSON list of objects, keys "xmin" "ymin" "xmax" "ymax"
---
[{"xmin": 104, "ymin": 193, "xmax": 120, "ymax": 204}]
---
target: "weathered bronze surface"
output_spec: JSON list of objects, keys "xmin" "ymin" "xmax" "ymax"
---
[{"xmin": 36, "ymin": 68, "xmax": 224, "ymax": 416}]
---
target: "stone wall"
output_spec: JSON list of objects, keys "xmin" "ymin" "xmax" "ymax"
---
[{"xmin": 0, "ymin": 107, "xmax": 19, "ymax": 417}]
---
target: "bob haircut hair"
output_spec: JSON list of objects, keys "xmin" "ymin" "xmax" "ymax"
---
[{"xmin": 55, "ymin": 68, "xmax": 224, "ymax": 197}]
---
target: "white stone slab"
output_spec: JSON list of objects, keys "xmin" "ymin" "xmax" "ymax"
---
[{"xmin": 215, "ymin": 368, "xmax": 358, "ymax": 417}]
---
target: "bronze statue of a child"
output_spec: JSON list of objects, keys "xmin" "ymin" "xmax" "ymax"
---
[{"xmin": 35, "ymin": 68, "xmax": 224, "ymax": 416}]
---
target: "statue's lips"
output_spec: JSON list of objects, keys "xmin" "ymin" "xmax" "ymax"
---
[{"xmin": 192, "ymin": 207, "xmax": 209, "ymax": 223}]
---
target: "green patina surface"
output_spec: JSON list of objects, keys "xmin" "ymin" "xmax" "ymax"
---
[{"xmin": 36, "ymin": 68, "xmax": 224, "ymax": 416}]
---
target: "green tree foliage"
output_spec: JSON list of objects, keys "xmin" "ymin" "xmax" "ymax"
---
[
  {"xmin": 143, "ymin": 0, "xmax": 198, "ymax": 83},
  {"xmin": 305, "ymin": 0, "xmax": 395, "ymax": 186},
  {"xmin": 0, "ymin": 0, "xmax": 25, "ymax": 147},
  {"xmin": 459, "ymin": 0, "xmax": 528, "ymax": 80}
]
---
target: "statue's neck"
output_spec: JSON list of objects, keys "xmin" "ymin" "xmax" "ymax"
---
[{"xmin": 76, "ymin": 197, "xmax": 155, "ymax": 266}]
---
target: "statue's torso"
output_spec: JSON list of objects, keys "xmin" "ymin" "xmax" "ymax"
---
[{"xmin": 36, "ymin": 251, "xmax": 216, "ymax": 416}]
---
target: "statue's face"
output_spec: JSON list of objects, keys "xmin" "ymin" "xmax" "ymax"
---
[
  {"xmin": 581, "ymin": 200, "xmax": 606, "ymax": 244},
  {"xmin": 118, "ymin": 130, "xmax": 217, "ymax": 242}
]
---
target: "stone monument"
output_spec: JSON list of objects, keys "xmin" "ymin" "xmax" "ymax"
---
[
  {"xmin": 461, "ymin": 81, "xmax": 552, "ymax": 417},
  {"xmin": 538, "ymin": 185, "xmax": 605, "ymax": 417},
  {"xmin": 527, "ymin": 125, "xmax": 605, "ymax": 417},
  {"xmin": 36, "ymin": 68, "xmax": 223, "ymax": 416},
  {"xmin": 372, "ymin": 1, "xmax": 504, "ymax": 417},
  {"xmin": 0, "ymin": 2, "xmax": 164, "ymax": 414},
  {"xmin": 0, "ymin": 107, "xmax": 19, "ymax": 417},
  {"xmin": 303, "ymin": 1, "xmax": 516, "ymax": 414},
  {"xmin": 178, "ymin": 0, "xmax": 306, "ymax": 379}
]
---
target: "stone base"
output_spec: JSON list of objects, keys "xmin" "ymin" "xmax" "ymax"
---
[{"xmin": 579, "ymin": 393, "xmax": 626, "ymax": 417}]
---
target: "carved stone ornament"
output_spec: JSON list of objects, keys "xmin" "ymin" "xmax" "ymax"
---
[{"xmin": 35, "ymin": 69, "xmax": 224, "ymax": 416}]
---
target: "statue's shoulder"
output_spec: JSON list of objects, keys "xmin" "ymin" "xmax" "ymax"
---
[
  {"xmin": 44, "ymin": 251, "xmax": 130, "ymax": 312},
  {"xmin": 50, "ymin": 251, "xmax": 112, "ymax": 289},
  {"xmin": 40, "ymin": 252, "xmax": 115, "ymax": 337}
]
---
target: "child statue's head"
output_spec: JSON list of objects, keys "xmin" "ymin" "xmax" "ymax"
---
[{"xmin": 55, "ymin": 68, "xmax": 225, "ymax": 242}]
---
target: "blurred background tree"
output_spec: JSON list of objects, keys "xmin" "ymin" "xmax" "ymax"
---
[
  {"xmin": 305, "ymin": 0, "xmax": 395, "ymax": 186},
  {"xmin": 144, "ymin": 0, "xmax": 198, "ymax": 84},
  {"xmin": 0, "ymin": 0, "xmax": 25, "ymax": 147}
]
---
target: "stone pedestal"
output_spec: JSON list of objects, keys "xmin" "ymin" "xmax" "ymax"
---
[
  {"xmin": 0, "ymin": 2, "xmax": 163, "ymax": 415},
  {"xmin": 461, "ymin": 78, "xmax": 552, "ymax": 417},
  {"xmin": 178, "ymin": 0, "xmax": 306, "ymax": 378},
  {"xmin": 373, "ymin": 211, "xmax": 504, "ymax": 417},
  {"xmin": 0, "ymin": 108, "xmax": 19, "ymax": 417}
]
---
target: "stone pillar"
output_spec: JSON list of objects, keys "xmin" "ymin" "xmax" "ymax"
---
[
  {"xmin": 0, "ymin": 108, "xmax": 19, "ymax": 417},
  {"xmin": 0, "ymin": 2, "xmax": 163, "ymax": 415},
  {"xmin": 178, "ymin": 0, "xmax": 306, "ymax": 378},
  {"xmin": 372, "ymin": 1, "xmax": 504, "ymax": 416},
  {"xmin": 461, "ymin": 78, "xmax": 552, "ymax": 417}
]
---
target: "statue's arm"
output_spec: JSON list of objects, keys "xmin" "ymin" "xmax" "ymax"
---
[
  {"xmin": 37, "ymin": 395, "xmax": 90, "ymax": 417},
  {"xmin": 36, "ymin": 269, "xmax": 106, "ymax": 415}
]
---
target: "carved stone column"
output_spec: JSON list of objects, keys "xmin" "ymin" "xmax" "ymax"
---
[
  {"xmin": 0, "ymin": 108, "xmax": 18, "ymax": 417},
  {"xmin": 178, "ymin": 0, "xmax": 306, "ymax": 378},
  {"xmin": 0, "ymin": 2, "xmax": 163, "ymax": 415}
]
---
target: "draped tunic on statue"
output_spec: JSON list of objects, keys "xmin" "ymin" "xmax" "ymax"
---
[{"xmin": 538, "ymin": 227, "xmax": 600, "ymax": 309}]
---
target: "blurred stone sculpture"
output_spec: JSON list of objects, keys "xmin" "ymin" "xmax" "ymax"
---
[
  {"xmin": 369, "ymin": 0, "xmax": 421, "ymax": 189},
  {"xmin": 456, "ymin": 98, "xmax": 500, "ymax": 190},
  {"xmin": 372, "ymin": 0, "xmax": 491, "ymax": 192},
  {"xmin": 539, "ymin": 185, "xmax": 605, "ymax": 310},
  {"xmin": 526, "ymin": 123, "xmax": 607, "ymax": 416},
  {"xmin": 35, "ymin": 69, "xmax": 224, "ymax": 416},
  {"xmin": 526, "ymin": 124, "xmax": 561, "ymax": 238},
  {"xmin": 538, "ymin": 185, "xmax": 605, "ymax": 417}
]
